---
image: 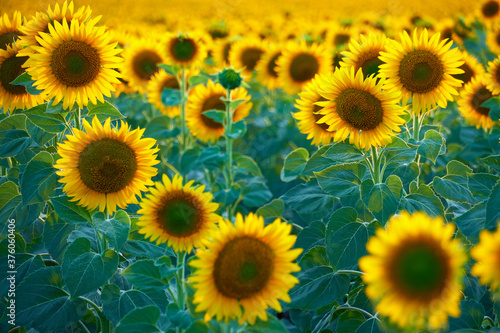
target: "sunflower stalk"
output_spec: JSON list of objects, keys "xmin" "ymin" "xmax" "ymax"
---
[
  {"xmin": 78, "ymin": 296, "xmax": 110, "ymax": 333},
  {"xmin": 179, "ymin": 69, "xmax": 188, "ymax": 151},
  {"xmin": 176, "ymin": 251, "xmax": 187, "ymax": 311},
  {"xmin": 224, "ymin": 88, "xmax": 234, "ymax": 190},
  {"xmin": 370, "ymin": 146, "xmax": 381, "ymax": 184}
]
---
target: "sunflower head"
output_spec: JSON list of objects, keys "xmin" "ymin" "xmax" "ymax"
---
[
  {"xmin": 165, "ymin": 32, "xmax": 207, "ymax": 68},
  {"xmin": 218, "ymin": 68, "xmax": 242, "ymax": 90},
  {"xmin": 379, "ymin": 29, "xmax": 464, "ymax": 114},
  {"xmin": 54, "ymin": 116, "xmax": 159, "ymax": 213},
  {"xmin": 471, "ymin": 224, "xmax": 500, "ymax": 291},
  {"xmin": 486, "ymin": 57, "xmax": 500, "ymax": 95},
  {"xmin": 452, "ymin": 51, "xmax": 485, "ymax": 87},
  {"xmin": 228, "ymin": 36, "xmax": 265, "ymax": 80},
  {"xmin": 189, "ymin": 213, "xmax": 302, "ymax": 325},
  {"xmin": 478, "ymin": 0, "xmax": 500, "ymax": 24},
  {"xmin": 137, "ymin": 174, "xmax": 221, "ymax": 253},
  {"xmin": 359, "ymin": 211, "xmax": 467, "ymax": 330},
  {"xmin": 458, "ymin": 74, "xmax": 498, "ymax": 130},
  {"xmin": 340, "ymin": 32, "xmax": 388, "ymax": 79},
  {"xmin": 255, "ymin": 43, "xmax": 282, "ymax": 90},
  {"xmin": 0, "ymin": 11, "xmax": 24, "ymax": 50}
]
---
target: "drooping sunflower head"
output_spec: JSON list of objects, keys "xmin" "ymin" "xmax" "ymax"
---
[
  {"xmin": 276, "ymin": 40, "xmax": 332, "ymax": 95},
  {"xmin": 25, "ymin": 18, "xmax": 122, "ymax": 110},
  {"xmin": 165, "ymin": 32, "xmax": 207, "ymax": 68},
  {"xmin": 137, "ymin": 174, "xmax": 221, "ymax": 253},
  {"xmin": 359, "ymin": 211, "xmax": 467, "ymax": 330},
  {"xmin": 255, "ymin": 43, "xmax": 282, "ymax": 90},
  {"xmin": 293, "ymin": 74, "xmax": 336, "ymax": 146},
  {"xmin": 379, "ymin": 29, "xmax": 464, "ymax": 114},
  {"xmin": 54, "ymin": 116, "xmax": 159, "ymax": 214},
  {"xmin": 471, "ymin": 224, "xmax": 500, "ymax": 291},
  {"xmin": 0, "ymin": 43, "xmax": 46, "ymax": 113},
  {"xmin": 486, "ymin": 56, "xmax": 500, "ymax": 95},
  {"xmin": 0, "ymin": 11, "xmax": 24, "ymax": 50},
  {"xmin": 189, "ymin": 213, "xmax": 302, "ymax": 325},
  {"xmin": 340, "ymin": 32, "xmax": 389, "ymax": 79},
  {"xmin": 186, "ymin": 80, "xmax": 252, "ymax": 143},
  {"xmin": 452, "ymin": 51, "xmax": 485, "ymax": 87},
  {"xmin": 478, "ymin": 0, "xmax": 500, "ymax": 25},
  {"xmin": 121, "ymin": 38, "xmax": 167, "ymax": 94},
  {"xmin": 315, "ymin": 66, "xmax": 406, "ymax": 149},
  {"xmin": 458, "ymin": 75, "xmax": 499, "ymax": 130},
  {"xmin": 228, "ymin": 36, "xmax": 265, "ymax": 80}
]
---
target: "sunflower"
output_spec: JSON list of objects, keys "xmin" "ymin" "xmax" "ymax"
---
[
  {"xmin": 379, "ymin": 29, "xmax": 464, "ymax": 114},
  {"xmin": 0, "ymin": 11, "xmax": 24, "ymax": 50},
  {"xmin": 293, "ymin": 75, "xmax": 336, "ymax": 146},
  {"xmin": 359, "ymin": 211, "xmax": 467, "ymax": 330},
  {"xmin": 186, "ymin": 80, "xmax": 252, "ymax": 143},
  {"xmin": 17, "ymin": 0, "xmax": 93, "ymax": 58},
  {"xmin": 213, "ymin": 37, "xmax": 237, "ymax": 68},
  {"xmin": 487, "ymin": 26, "xmax": 500, "ymax": 55},
  {"xmin": 325, "ymin": 23, "xmax": 356, "ymax": 50},
  {"xmin": 458, "ymin": 75, "xmax": 498, "ymax": 130},
  {"xmin": 24, "ymin": 19, "xmax": 122, "ymax": 110},
  {"xmin": 0, "ymin": 43, "xmax": 46, "ymax": 113},
  {"xmin": 229, "ymin": 36, "xmax": 265, "ymax": 80},
  {"xmin": 189, "ymin": 213, "xmax": 302, "ymax": 325},
  {"xmin": 54, "ymin": 116, "xmax": 159, "ymax": 214},
  {"xmin": 452, "ymin": 51, "xmax": 485, "ymax": 87},
  {"xmin": 137, "ymin": 174, "xmax": 220, "ymax": 253},
  {"xmin": 146, "ymin": 68, "xmax": 199, "ymax": 117},
  {"xmin": 255, "ymin": 43, "xmax": 282, "ymax": 90},
  {"xmin": 471, "ymin": 225, "xmax": 500, "ymax": 291},
  {"xmin": 276, "ymin": 41, "xmax": 332, "ymax": 95},
  {"xmin": 315, "ymin": 66, "xmax": 406, "ymax": 150},
  {"xmin": 477, "ymin": 0, "xmax": 500, "ymax": 26},
  {"xmin": 164, "ymin": 32, "xmax": 207, "ymax": 68},
  {"xmin": 486, "ymin": 57, "xmax": 500, "ymax": 94},
  {"xmin": 121, "ymin": 38, "xmax": 167, "ymax": 94},
  {"xmin": 340, "ymin": 32, "xmax": 389, "ymax": 79}
]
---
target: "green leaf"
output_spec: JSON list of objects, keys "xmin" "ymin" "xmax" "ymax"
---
[
  {"xmin": 26, "ymin": 117, "xmax": 56, "ymax": 146},
  {"xmin": 385, "ymin": 175, "xmax": 403, "ymax": 199},
  {"xmin": 239, "ymin": 316, "xmax": 289, "ymax": 333},
  {"xmin": 87, "ymin": 100, "xmax": 124, "ymax": 121},
  {"xmin": 322, "ymin": 143, "xmax": 366, "ymax": 163},
  {"xmin": 16, "ymin": 267, "xmax": 86, "ymax": 331},
  {"xmin": 356, "ymin": 318, "xmax": 383, "ymax": 333},
  {"xmin": 301, "ymin": 145, "xmax": 334, "ymax": 176},
  {"xmin": 315, "ymin": 163, "xmax": 368, "ymax": 198},
  {"xmin": 46, "ymin": 98, "xmax": 78, "ymax": 114},
  {"xmin": 158, "ymin": 63, "xmax": 178, "ymax": 75},
  {"xmin": 446, "ymin": 160, "xmax": 473, "ymax": 177},
  {"xmin": 417, "ymin": 129, "xmax": 443, "ymax": 163},
  {"xmin": 467, "ymin": 173, "xmax": 499, "ymax": 198},
  {"xmin": 203, "ymin": 109, "xmax": 225, "ymax": 123},
  {"xmin": 51, "ymin": 195, "xmax": 91, "ymax": 224},
  {"xmin": 23, "ymin": 105, "xmax": 66, "ymax": 133},
  {"xmin": 454, "ymin": 201, "xmax": 487, "ymax": 243},
  {"xmin": 122, "ymin": 238, "xmax": 175, "ymax": 259},
  {"xmin": 361, "ymin": 179, "xmax": 399, "ymax": 225},
  {"xmin": 0, "ymin": 181, "xmax": 20, "ymax": 235},
  {"xmin": 480, "ymin": 155, "xmax": 500, "ymax": 172},
  {"xmin": 61, "ymin": 237, "xmax": 119, "ymax": 298},
  {"xmin": 234, "ymin": 154, "xmax": 263, "ymax": 177},
  {"xmin": 448, "ymin": 299, "xmax": 485, "ymax": 330},
  {"xmin": 300, "ymin": 245, "xmax": 329, "ymax": 270},
  {"xmin": 337, "ymin": 310, "xmax": 365, "ymax": 333},
  {"xmin": 188, "ymin": 75, "xmax": 210, "ymax": 86},
  {"xmin": 401, "ymin": 184, "xmax": 445, "ymax": 217},
  {"xmin": 281, "ymin": 147, "xmax": 309, "ymax": 182},
  {"xmin": 255, "ymin": 199, "xmax": 284, "ymax": 218},
  {"xmin": 0, "ymin": 255, "xmax": 44, "ymax": 298},
  {"xmin": 225, "ymin": 120, "xmax": 246, "ymax": 139},
  {"xmin": 165, "ymin": 303, "xmax": 193, "ymax": 329},
  {"xmin": 241, "ymin": 180, "xmax": 272, "ymax": 207},
  {"xmin": 290, "ymin": 267, "xmax": 349, "ymax": 310},
  {"xmin": 10, "ymin": 72, "xmax": 43, "ymax": 95},
  {"xmin": 144, "ymin": 115, "xmax": 180, "ymax": 140},
  {"xmin": 43, "ymin": 212, "xmax": 76, "ymax": 262},
  {"xmin": 115, "ymin": 305, "xmax": 161, "ymax": 333},
  {"xmin": 482, "ymin": 96, "xmax": 500, "ymax": 121},
  {"xmin": 93, "ymin": 210, "xmax": 131, "ymax": 251},
  {"xmin": 0, "ymin": 114, "xmax": 33, "ymax": 157},
  {"xmin": 433, "ymin": 175, "xmax": 477, "ymax": 204},
  {"xmin": 326, "ymin": 218, "xmax": 370, "ymax": 270},
  {"xmin": 486, "ymin": 182, "xmax": 500, "ymax": 230},
  {"xmin": 296, "ymin": 221, "xmax": 326, "ymax": 257},
  {"xmin": 384, "ymin": 137, "xmax": 417, "ymax": 164},
  {"xmin": 21, "ymin": 151, "xmax": 57, "ymax": 205},
  {"xmin": 161, "ymin": 88, "xmax": 182, "ymax": 107},
  {"xmin": 121, "ymin": 259, "xmax": 170, "ymax": 289}
]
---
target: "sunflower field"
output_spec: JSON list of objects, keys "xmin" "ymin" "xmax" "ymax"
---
[{"xmin": 1, "ymin": 0, "xmax": 500, "ymax": 332}]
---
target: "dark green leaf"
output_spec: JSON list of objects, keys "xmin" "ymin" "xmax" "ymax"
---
[
  {"xmin": 486, "ymin": 182, "xmax": 500, "ymax": 230},
  {"xmin": 255, "ymin": 199, "xmax": 284, "ymax": 218},
  {"xmin": 296, "ymin": 221, "xmax": 326, "ymax": 258},
  {"xmin": 433, "ymin": 175, "xmax": 477, "ymax": 204},
  {"xmin": 21, "ymin": 151, "xmax": 57, "ymax": 205},
  {"xmin": 225, "ymin": 120, "xmax": 246, "ymax": 139},
  {"xmin": 356, "ymin": 318, "xmax": 383, "ymax": 333},
  {"xmin": 234, "ymin": 154, "xmax": 263, "ymax": 177},
  {"xmin": 384, "ymin": 137, "xmax": 417, "ymax": 164},
  {"xmin": 51, "ymin": 195, "xmax": 91, "ymax": 224},
  {"xmin": 115, "ymin": 305, "xmax": 161, "ymax": 333},
  {"xmin": 0, "ymin": 129, "xmax": 32, "ymax": 157},
  {"xmin": 385, "ymin": 175, "xmax": 403, "ymax": 199},
  {"xmin": 446, "ymin": 160, "xmax": 473, "ymax": 177},
  {"xmin": 281, "ymin": 148, "xmax": 309, "ymax": 182},
  {"xmin": 87, "ymin": 100, "xmax": 124, "ymax": 120},
  {"xmin": 322, "ymin": 143, "xmax": 366, "ymax": 163},
  {"xmin": 43, "ymin": 212, "xmax": 76, "ymax": 262},
  {"xmin": 158, "ymin": 63, "xmax": 178, "ymax": 75},
  {"xmin": 361, "ymin": 179, "xmax": 399, "ymax": 225},
  {"xmin": 93, "ymin": 210, "xmax": 131, "ymax": 251},
  {"xmin": 10, "ymin": 72, "xmax": 43, "ymax": 95},
  {"xmin": 326, "ymin": 220, "xmax": 369, "ymax": 270},
  {"xmin": 315, "ymin": 163, "xmax": 368, "ymax": 198},
  {"xmin": 417, "ymin": 129, "xmax": 443, "ymax": 163},
  {"xmin": 203, "ymin": 110, "xmax": 225, "ymax": 123},
  {"xmin": 144, "ymin": 115, "xmax": 180, "ymax": 140},
  {"xmin": 241, "ymin": 180, "xmax": 272, "ymax": 207},
  {"xmin": 301, "ymin": 145, "xmax": 334, "ymax": 176},
  {"xmin": 121, "ymin": 259, "xmax": 169, "ymax": 290},
  {"xmin": 454, "ymin": 201, "xmax": 487, "ymax": 244},
  {"xmin": 161, "ymin": 88, "xmax": 182, "ymax": 107},
  {"xmin": 448, "ymin": 299, "xmax": 485, "ymax": 330},
  {"xmin": 467, "ymin": 173, "xmax": 499, "ymax": 198},
  {"xmin": 482, "ymin": 97, "xmax": 500, "ymax": 122},
  {"xmin": 24, "ymin": 105, "xmax": 66, "ymax": 133},
  {"xmin": 300, "ymin": 246, "xmax": 329, "ymax": 270},
  {"xmin": 401, "ymin": 184, "xmax": 445, "ymax": 217},
  {"xmin": 480, "ymin": 155, "xmax": 500, "ymax": 172},
  {"xmin": 239, "ymin": 316, "xmax": 289, "ymax": 333}
]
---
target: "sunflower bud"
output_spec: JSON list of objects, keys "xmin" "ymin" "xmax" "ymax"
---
[{"xmin": 218, "ymin": 68, "xmax": 242, "ymax": 90}]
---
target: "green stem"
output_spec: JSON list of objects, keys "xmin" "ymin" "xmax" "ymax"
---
[
  {"xmin": 79, "ymin": 296, "xmax": 110, "ymax": 333},
  {"xmin": 339, "ymin": 306, "xmax": 379, "ymax": 320},
  {"xmin": 176, "ymin": 251, "xmax": 187, "ymax": 311},
  {"xmin": 75, "ymin": 108, "xmax": 82, "ymax": 131},
  {"xmin": 225, "ymin": 88, "xmax": 233, "ymax": 190},
  {"xmin": 370, "ymin": 146, "xmax": 381, "ymax": 184},
  {"xmin": 180, "ymin": 69, "xmax": 187, "ymax": 152},
  {"xmin": 336, "ymin": 270, "xmax": 364, "ymax": 276},
  {"xmin": 78, "ymin": 321, "xmax": 91, "ymax": 333}
]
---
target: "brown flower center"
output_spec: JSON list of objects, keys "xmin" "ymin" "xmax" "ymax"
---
[
  {"xmin": 0, "ymin": 31, "xmax": 22, "ymax": 50},
  {"xmin": 241, "ymin": 48, "xmax": 264, "ymax": 71},
  {"xmin": 452, "ymin": 62, "xmax": 474, "ymax": 85},
  {"xmin": 201, "ymin": 94, "xmax": 225, "ymax": 129},
  {"xmin": 267, "ymin": 52, "xmax": 281, "ymax": 77},
  {"xmin": 157, "ymin": 196, "xmax": 201, "ymax": 237},
  {"xmin": 334, "ymin": 33, "xmax": 350, "ymax": 47},
  {"xmin": 336, "ymin": 88, "xmax": 384, "ymax": 130},
  {"xmin": 132, "ymin": 50, "xmax": 161, "ymax": 81},
  {"xmin": 482, "ymin": 0, "xmax": 500, "ymax": 17},
  {"xmin": 290, "ymin": 53, "xmax": 320, "ymax": 83},
  {"xmin": 313, "ymin": 96, "xmax": 331, "ymax": 130},
  {"xmin": 399, "ymin": 50, "xmax": 443, "ymax": 94},
  {"xmin": 51, "ymin": 40, "xmax": 100, "ymax": 87},
  {"xmin": 0, "ymin": 54, "xmax": 28, "ymax": 95},
  {"xmin": 357, "ymin": 49, "xmax": 384, "ymax": 78},
  {"xmin": 471, "ymin": 86, "xmax": 493, "ymax": 116}
]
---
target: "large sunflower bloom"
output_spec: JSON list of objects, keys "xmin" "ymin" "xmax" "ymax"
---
[
  {"xmin": 0, "ymin": 43, "xmax": 46, "ymax": 113},
  {"xmin": 359, "ymin": 211, "xmax": 467, "ymax": 330},
  {"xmin": 340, "ymin": 32, "xmax": 389, "ymax": 79},
  {"xmin": 0, "ymin": 11, "xmax": 24, "ymax": 50},
  {"xmin": 276, "ymin": 41, "xmax": 332, "ymax": 95},
  {"xmin": 379, "ymin": 29, "xmax": 464, "ymax": 114},
  {"xmin": 25, "ymin": 19, "xmax": 122, "ymax": 110},
  {"xmin": 471, "ymin": 225, "xmax": 500, "ymax": 291},
  {"xmin": 316, "ymin": 66, "xmax": 406, "ymax": 149},
  {"xmin": 189, "ymin": 213, "xmax": 302, "ymax": 325},
  {"xmin": 186, "ymin": 80, "xmax": 252, "ymax": 143},
  {"xmin": 137, "ymin": 174, "xmax": 221, "ymax": 253},
  {"xmin": 458, "ymin": 75, "xmax": 498, "ymax": 130},
  {"xmin": 293, "ymin": 74, "xmax": 336, "ymax": 146},
  {"xmin": 54, "ymin": 116, "xmax": 159, "ymax": 214}
]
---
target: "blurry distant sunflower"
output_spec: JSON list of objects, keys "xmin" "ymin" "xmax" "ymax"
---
[
  {"xmin": 0, "ymin": 11, "xmax": 24, "ymax": 50},
  {"xmin": 213, "ymin": 37, "xmax": 237, "ymax": 68},
  {"xmin": 229, "ymin": 37, "xmax": 265, "ymax": 80},
  {"xmin": 165, "ymin": 33, "xmax": 207, "ymax": 68},
  {"xmin": 0, "ymin": 44, "xmax": 46, "ymax": 113},
  {"xmin": 121, "ymin": 38, "xmax": 166, "ymax": 94},
  {"xmin": 478, "ymin": 0, "xmax": 500, "ymax": 25},
  {"xmin": 186, "ymin": 80, "xmax": 252, "ymax": 143},
  {"xmin": 458, "ymin": 75, "xmax": 498, "ymax": 130},
  {"xmin": 486, "ymin": 26, "xmax": 500, "ymax": 55},
  {"xmin": 325, "ymin": 24, "xmax": 356, "ymax": 50},
  {"xmin": 208, "ymin": 22, "xmax": 229, "ymax": 40},
  {"xmin": 189, "ymin": 213, "xmax": 302, "ymax": 325},
  {"xmin": 137, "ymin": 174, "xmax": 221, "ymax": 253},
  {"xmin": 316, "ymin": 67, "xmax": 406, "ymax": 149},
  {"xmin": 17, "ymin": 0, "xmax": 93, "ymax": 58},
  {"xmin": 255, "ymin": 43, "xmax": 282, "ymax": 90},
  {"xmin": 471, "ymin": 225, "xmax": 500, "ymax": 291},
  {"xmin": 359, "ymin": 211, "xmax": 467, "ymax": 330},
  {"xmin": 25, "ymin": 19, "xmax": 121, "ymax": 110},
  {"xmin": 379, "ymin": 29, "xmax": 464, "ymax": 114},
  {"xmin": 486, "ymin": 57, "xmax": 500, "ymax": 94},
  {"xmin": 293, "ymin": 75, "xmax": 336, "ymax": 146},
  {"xmin": 452, "ymin": 51, "xmax": 485, "ymax": 87},
  {"xmin": 54, "ymin": 117, "xmax": 159, "ymax": 213},
  {"xmin": 276, "ymin": 41, "xmax": 332, "ymax": 95},
  {"xmin": 340, "ymin": 32, "xmax": 388, "ymax": 79}
]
